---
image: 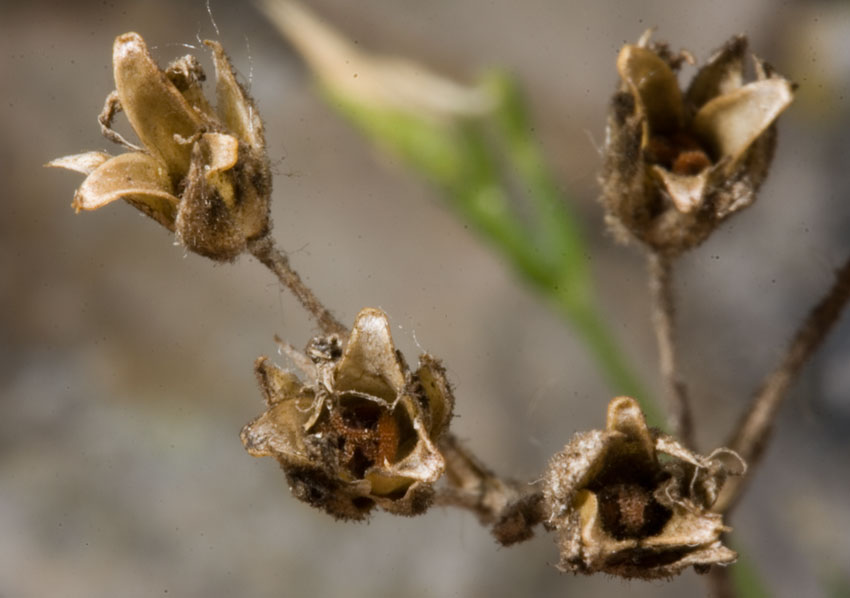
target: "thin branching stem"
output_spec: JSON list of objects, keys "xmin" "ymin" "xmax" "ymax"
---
[
  {"xmin": 247, "ymin": 235, "xmax": 349, "ymax": 338},
  {"xmin": 434, "ymin": 433, "xmax": 521, "ymax": 524},
  {"xmin": 715, "ymin": 255, "xmax": 850, "ymax": 513},
  {"xmin": 647, "ymin": 251, "xmax": 694, "ymax": 446}
]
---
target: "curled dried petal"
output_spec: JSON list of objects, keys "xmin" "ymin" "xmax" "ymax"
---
[
  {"xmin": 693, "ymin": 78, "xmax": 794, "ymax": 163},
  {"xmin": 616, "ymin": 44, "xmax": 685, "ymax": 138},
  {"xmin": 113, "ymin": 32, "xmax": 204, "ymax": 177},
  {"xmin": 46, "ymin": 151, "xmax": 111, "ymax": 175},
  {"xmin": 71, "ymin": 152, "xmax": 178, "ymax": 228}
]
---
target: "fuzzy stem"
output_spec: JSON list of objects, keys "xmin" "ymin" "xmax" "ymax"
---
[
  {"xmin": 647, "ymin": 252, "xmax": 694, "ymax": 445},
  {"xmin": 434, "ymin": 433, "xmax": 521, "ymax": 524},
  {"xmin": 247, "ymin": 236, "xmax": 348, "ymax": 338},
  {"xmin": 715, "ymin": 255, "xmax": 850, "ymax": 513}
]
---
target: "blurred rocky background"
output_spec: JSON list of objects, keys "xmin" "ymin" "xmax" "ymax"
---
[{"xmin": 2, "ymin": 0, "xmax": 849, "ymax": 596}]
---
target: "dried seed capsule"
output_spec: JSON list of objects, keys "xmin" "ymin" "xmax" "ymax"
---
[
  {"xmin": 599, "ymin": 33, "xmax": 794, "ymax": 256},
  {"xmin": 48, "ymin": 32, "xmax": 271, "ymax": 261},
  {"xmin": 543, "ymin": 396, "xmax": 745, "ymax": 579},
  {"xmin": 241, "ymin": 308, "xmax": 455, "ymax": 520}
]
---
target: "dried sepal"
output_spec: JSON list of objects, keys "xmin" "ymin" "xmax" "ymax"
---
[
  {"xmin": 49, "ymin": 32, "xmax": 271, "ymax": 261},
  {"xmin": 600, "ymin": 33, "xmax": 794, "ymax": 256},
  {"xmin": 241, "ymin": 308, "xmax": 455, "ymax": 520},
  {"xmin": 543, "ymin": 396, "xmax": 743, "ymax": 579}
]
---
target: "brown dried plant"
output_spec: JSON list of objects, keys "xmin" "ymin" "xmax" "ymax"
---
[{"xmin": 47, "ymin": 15, "xmax": 850, "ymax": 598}]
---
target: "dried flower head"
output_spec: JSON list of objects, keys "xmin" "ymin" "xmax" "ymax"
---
[
  {"xmin": 241, "ymin": 308, "xmax": 454, "ymax": 520},
  {"xmin": 600, "ymin": 32, "xmax": 794, "ymax": 256},
  {"xmin": 48, "ymin": 32, "xmax": 271, "ymax": 261},
  {"xmin": 543, "ymin": 396, "xmax": 745, "ymax": 579}
]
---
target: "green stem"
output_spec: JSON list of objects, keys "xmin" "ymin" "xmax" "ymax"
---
[
  {"xmin": 483, "ymin": 73, "xmax": 663, "ymax": 428},
  {"xmin": 449, "ymin": 183, "xmax": 660, "ymax": 426}
]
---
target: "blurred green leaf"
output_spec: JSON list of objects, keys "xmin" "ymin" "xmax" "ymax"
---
[
  {"xmin": 321, "ymin": 73, "xmax": 664, "ymax": 427},
  {"xmin": 825, "ymin": 570, "xmax": 850, "ymax": 598}
]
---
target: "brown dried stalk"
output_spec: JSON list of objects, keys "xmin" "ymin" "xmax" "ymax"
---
[
  {"xmin": 648, "ymin": 251, "xmax": 694, "ymax": 445},
  {"xmin": 435, "ymin": 433, "xmax": 545, "ymax": 546},
  {"xmin": 247, "ymin": 235, "xmax": 348, "ymax": 338},
  {"xmin": 714, "ymin": 254, "xmax": 850, "ymax": 514},
  {"xmin": 434, "ymin": 433, "xmax": 521, "ymax": 522}
]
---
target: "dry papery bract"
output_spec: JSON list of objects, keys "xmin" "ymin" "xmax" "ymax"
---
[
  {"xmin": 48, "ymin": 32, "xmax": 271, "ymax": 261},
  {"xmin": 241, "ymin": 308, "xmax": 455, "ymax": 520},
  {"xmin": 543, "ymin": 397, "xmax": 745, "ymax": 579},
  {"xmin": 600, "ymin": 32, "xmax": 794, "ymax": 256}
]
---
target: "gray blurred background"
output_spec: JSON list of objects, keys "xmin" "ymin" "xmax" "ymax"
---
[{"xmin": 3, "ymin": 0, "xmax": 850, "ymax": 596}]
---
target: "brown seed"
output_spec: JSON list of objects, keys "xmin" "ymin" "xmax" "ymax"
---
[
  {"xmin": 598, "ymin": 483, "xmax": 653, "ymax": 539},
  {"xmin": 376, "ymin": 411, "xmax": 400, "ymax": 464}
]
